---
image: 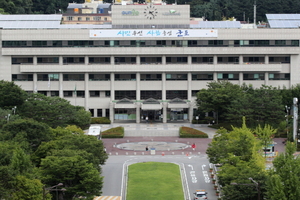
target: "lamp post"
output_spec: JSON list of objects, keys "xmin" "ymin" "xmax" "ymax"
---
[
  {"xmin": 12, "ymin": 106, "xmax": 17, "ymax": 115},
  {"xmin": 285, "ymin": 105, "xmax": 290, "ymax": 135},
  {"xmin": 249, "ymin": 177, "xmax": 260, "ymax": 200},
  {"xmin": 5, "ymin": 114, "xmax": 10, "ymax": 122},
  {"xmin": 43, "ymin": 183, "xmax": 66, "ymax": 200},
  {"xmin": 231, "ymin": 178, "xmax": 260, "ymax": 200}
]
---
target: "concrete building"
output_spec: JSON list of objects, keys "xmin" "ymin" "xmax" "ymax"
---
[{"xmin": 0, "ymin": 6, "xmax": 298, "ymax": 123}]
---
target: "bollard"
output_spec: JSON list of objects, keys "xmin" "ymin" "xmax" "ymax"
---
[
  {"xmin": 127, "ymin": 140, "xmax": 129, "ymax": 143},
  {"xmin": 134, "ymin": 152, "xmax": 136, "ymax": 155},
  {"xmin": 193, "ymin": 148, "xmax": 195, "ymax": 151},
  {"xmin": 116, "ymin": 152, "xmax": 118, "ymax": 155},
  {"xmin": 113, "ymin": 145, "xmax": 115, "ymax": 147},
  {"xmin": 175, "ymin": 140, "xmax": 178, "ymax": 143},
  {"xmin": 142, "ymin": 152, "xmax": 144, "ymax": 155},
  {"xmin": 168, "ymin": 148, "xmax": 170, "ymax": 151},
  {"xmin": 187, "ymin": 142, "xmax": 190, "ymax": 144},
  {"xmin": 151, "ymin": 139, "xmax": 153, "ymax": 141},
  {"xmin": 198, "ymin": 152, "xmax": 201, "ymax": 155},
  {"xmin": 172, "ymin": 152, "xmax": 174, "ymax": 155},
  {"xmin": 126, "ymin": 152, "xmax": 128, "ymax": 155},
  {"xmin": 109, "ymin": 152, "xmax": 112, "ymax": 155},
  {"xmin": 162, "ymin": 152, "xmax": 165, "ymax": 156},
  {"xmin": 182, "ymin": 152, "xmax": 184, "ymax": 155},
  {"xmin": 190, "ymin": 152, "xmax": 192, "ymax": 155}
]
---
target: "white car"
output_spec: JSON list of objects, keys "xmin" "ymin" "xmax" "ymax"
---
[{"xmin": 193, "ymin": 189, "xmax": 208, "ymax": 199}]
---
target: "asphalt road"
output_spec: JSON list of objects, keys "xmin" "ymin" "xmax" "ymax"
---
[{"xmin": 102, "ymin": 155, "xmax": 218, "ymax": 200}]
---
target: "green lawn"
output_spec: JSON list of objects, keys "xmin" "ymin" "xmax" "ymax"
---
[{"xmin": 126, "ymin": 162, "xmax": 184, "ymax": 200}]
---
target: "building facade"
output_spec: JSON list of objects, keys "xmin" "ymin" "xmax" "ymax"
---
[{"xmin": 0, "ymin": 5, "xmax": 299, "ymax": 123}]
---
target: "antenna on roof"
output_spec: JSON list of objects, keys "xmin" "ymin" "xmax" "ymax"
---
[{"xmin": 253, "ymin": 0, "xmax": 257, "ymax": 28}]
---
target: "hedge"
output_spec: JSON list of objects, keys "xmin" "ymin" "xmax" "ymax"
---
[
  {"xmin": 179, "ymin": 126, "xmax": 208, "ymax": 138},
  {"xmin": 101, "ymin": 126, "xmax": 124, "ymax": 138},
  {"xmin": 90, "ymin": 117, "xmax": 111, "ymax": 124}
]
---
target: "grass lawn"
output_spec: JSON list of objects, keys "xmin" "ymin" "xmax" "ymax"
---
[{"xmin": 126, "ymin": 162, "xmax": 184, "ymax": 200}]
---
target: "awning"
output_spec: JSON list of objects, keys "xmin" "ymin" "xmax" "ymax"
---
[
  {"xmin": 114, "ymin": 104, "xmax": 136, "ymax": 108},
  {"xmin": 141, "ymin": 103, "xmax": 162, "ymax": 110},
  {"xmin": 168, "ymin": 103, "xmax": 189, "ymax": 109}
]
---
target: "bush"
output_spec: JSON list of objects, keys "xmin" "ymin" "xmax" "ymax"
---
[
  {"xmin": 179, "ymin": 126, "xmax": 208, "ymax": 138},
  {"xmin": 102, "ymin": 127, "xmax": 124, "ymax": 138},
  {"xmin": 90, "ymin": 117, "xmax": 111, "ymax": 124}
]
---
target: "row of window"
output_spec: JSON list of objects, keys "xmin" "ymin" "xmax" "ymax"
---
[
  {"xmin": 34, "ymin": 90, "xmax": 188, "ymax": 100},
  {"xmin": 3, "ymin": 40, "xmax": 299, "ymax": 47},
  {"xmin": 64, "ymin": 16, "xmax": 109, "ymax": 21},
  {"xmin": 11, "ymin": 56, "xmax": 291, "ymax": 64},
  {"xmin": 13, "ymin": 73, "xmax": 291, "ymax": 82}
]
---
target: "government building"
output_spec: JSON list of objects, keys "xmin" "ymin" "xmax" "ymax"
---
[{"xmin": 0, "ymin": 1, "xmax": 299, "ymax": 123}]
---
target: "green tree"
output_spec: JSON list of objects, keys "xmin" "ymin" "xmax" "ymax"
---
[
  {"xmin": 196, "ymin": 80, "xmax": 243, "ymax": 124},
  {"xmin": 67, "ymin": 106, "xmax": 91, "ymax": 129},
  {"xmin": 254, "ymin": 124, "xmax": 277, "ymax": 157},
  {"xmin": 206, "ymin": 117, "xmax": 261, "ymax": 164},
  {"xmin": 18, "ymin": 93, "xmax": 77, "ymax": 128},
  {"xmin": 39, "ymin": 153, "xmax": 103, "ymax": 199},
  {"xmin": 266, "ymin": 142, "xmax": 300, "ymax": 200},
  {"xmin": 1, "ymin": 118, "xmax": 52, "ymax": 152},
  {"xmin": 0, "ymin": 80, "xmax": 27, "ymax": 109},
  {"xmin": 33, "ymin": 132, "xmax": 107, "ymax": 170},
  {"xmin": 11, "ymin": 175, "xmax": 47, "ymax": 200}
]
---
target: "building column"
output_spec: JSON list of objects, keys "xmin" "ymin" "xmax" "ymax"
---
[
  {"xmin": 111, "ymin": 56, "xmax": 115, "ymax": 65},
  {"xmin": 265, "ymin": 55, "xmax": 269, "ymax": 64},
  {"xmin": 33, "ymin": 56, "xmax": 37, "ymax": 65},
  {"xmin": 265, "ymin": 72, "xmax": 269, "ymax": 85},
  {"xmin": 136, "ymin": 72, "xmax": 140, "ymax": 123},
  {"xmin": 239, "ymin": 72, "xmax": 243, "ymax": 85},
  {"xmin": 59, "ymin": 73, "xmax": 63, "ymax": 98},
  {"xmin": 213, "ymin": 72, "xmax": 218, "ymax": 81},
  {"xmin": 162, "ymin": 72, "xmax": 167, "ymax": 123},
  {"xmin": 84, "ymin": 73, "xmax": 89, "ymax": 111},
  {"xmin": 85, "ymin": 56, "xmax": 89, "ymax": 65},
  {"xmin": 213, "ymin": 55, "xmax": 218, "ymax": 65},
  {"xmin": 136, "ymin": 55, "xmax": 140, "ymax": 65},
  {"xmin": 102, "ymin": 108, "xmax": 105, "ymax": 117},
  {"xmin": 59, "ymin": 56, "xmax": 63, "ymax": 65},
  {"xmin": 188, "ymin": 72, "xmax": 193, "ymax": 123},
  {"xmin": 33, "ymin": 73, "xmax": 37, "ymax": 93},
  {"xmin": 162, "ymin": 55, "xmax": 166, "ymax": 65},
  {"xmin": 110, "ymin": 72, "xmax": 115, "ymax": 123},
  {"xmin": 188, "ymin": 55, "xmax": 192, "ymax": 65},
  {"xmin": 239, "ymin": 55, "xmax": 243, "ymax": 64}
]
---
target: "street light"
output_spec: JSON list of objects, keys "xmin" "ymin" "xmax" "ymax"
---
[
  {"xmin": 285, "ymin": 105, "xmax": 290, "ymax": 135},
  {"xmin": 231, "ymin": 178, "xmax": 260, "ymax": 200},
  {"xmin": 5, "ymin": 114, "xmax": 10, "ymax": 122},
  {"xmin": 43, "ymin": 183, "xmax": 66, "ymax": 200},
  {"xmin": 12, "ymin": 106, "xmax": 17, "ymax": 115}
]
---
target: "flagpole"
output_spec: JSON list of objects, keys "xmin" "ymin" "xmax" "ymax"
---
[{"xmin": 74, "ymin": 83, "xmax": 77, "ymax": 106}]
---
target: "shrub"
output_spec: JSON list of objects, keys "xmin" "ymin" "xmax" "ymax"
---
[
  {"xmin": 179, "ymin": 126, "xmax": 208, "ymax": 138},
  {"xmin": 102, "ymin": 127, "xmax": 124, "ymax": 138},
  {"xmin": 90, "ymin": 117, "xmax": 111, "ymax": 124}
]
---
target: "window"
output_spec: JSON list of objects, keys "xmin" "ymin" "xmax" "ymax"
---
[
  {"xmin": 243, "ymin": 73, "xmax": 265, "ymax": 80},
  {"xmin": 12, "ymin": 74, "xmax": 33, "ymax": 81},
  {"xmin": 93, "ymin": 16, "xmax": 100, "ymax": 21},
  {"xmin": 37, "ymin": 57, "xmax": 59, "ymax": 63},
  {"xmin": 78, "ymin": 17, "xmax": 82, "ymax": 21},
  {"xmin": 12, "ymin": 57, "xmax": 33, "ymax": 64},
  {"xmin": 89, "ymin": 74, "xmax": 110, "ymax": 81},
  {"xmin": 64, "ymin": 91, "xmax": 73, "ymax": 97},
  {"xmin": 192, "ymin": 74, "xmax": 213, "ymax": 80},
  {"xmin": 67, "ymin": 16, "xmax": 73, "ymax": 21},
  {"xmin": 166, "ymin": 74, "xmax": 187, "ymax": 80},
  {"xmin": 51, "ymin": 91, "xmax": 59, "ymax": 97},
  {"xmin": 86, "ymin": 17, "xmax": 90, "ymax": 21},
  {"xmin": 141, "ymin": 91, "xmax": 162, "ymax": 99},
  {"xmin": 115, "ymin": 91, "xmax": 136, "ymax": 100},
  {"xmin": 76, "ymin": 91, "xmax": 85, "ymax": 97},
  {"xmin": 90, "ymin": 91, "xmax": 100, "ymax": 97},
  {"xmin": 217, "ymin": 73, "xmax": 239, "ymax": 80},
  {"xmin": 269, "ymin": 73, "xmax": 290, "ymax": 80},
  {"xmin": 37, "ymin": 74, "xmax": 59, "ymax": 81},
  {"xmin": 63, "ymin": 74, "xmax": 84, "ymax": 81},
  {"xmin": 275, "ymin": 40, "xmax": 286, "ymax": 45},
  {"xmin": 166, "ymin": 90, "xmax": 187, "ymax": 99}
]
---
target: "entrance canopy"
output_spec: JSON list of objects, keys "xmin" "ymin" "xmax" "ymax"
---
[
  {"xmin": 114, "ymin": 98, "xmax": 136, "ymax": 108},
  {"xmin": 141, "ymin": 98, "xmax": 162, "ymax": 110},
  {"xmin": 168, "ymin": 98, "xmax": 189, "ymax": 109}
]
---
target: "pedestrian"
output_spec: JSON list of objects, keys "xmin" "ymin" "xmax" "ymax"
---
[
  {"xmin": 146, "ymin": 146, "xmax": 149, "ymax": 151},
  {"xmin": 192, "ymin": 143, "xmax": 196, "ymax": 149}
]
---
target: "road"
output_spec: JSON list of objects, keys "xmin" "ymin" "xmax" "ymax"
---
[{"xmin": 102, "ymin": 155, "xmax": 218, "ymax": 200}]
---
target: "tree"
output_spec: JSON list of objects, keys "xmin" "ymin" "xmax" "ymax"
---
[
  {"xmin": 18, "ymin": 93, "xmax": 77, "ymax": 128},
  {"xmin": 33, "ymin": 131, "xmax": 108, "ymax": 170},
  {"xmin": 67, "ymin": 106, "xmax": 91, "ymax": 129},
  {"xmin": 196, "ymin": 80, "xmax": 243, "ymax": 124},
  {"xmin": 1, "ymin": 118, "xmax": 52, "ymax": 152},
  {"xmin": 39, "ymin": 153, "xmax": 103, "ymax": 199},
  {"xmin": 0, "ymin": 80, "xmax": 27, "ymax": 109},
  {"xmin": 266, "ymin": 142, "xmax": 300, "ymax": 200},
  {"xmin": 11, "ymin": 176, "xmax": 47, "ymax": 200},
  {"xmin": 254, "ymin": 124, "xmax": 277, "ymax": 157},
  {"xmin": 206, "ymin": 117, "xmax": 262, "ymax": 164}
]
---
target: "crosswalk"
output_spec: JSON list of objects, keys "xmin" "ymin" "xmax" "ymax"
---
[{"xmin": 93, "ymin": 196, "xmax": 121, "ymax": 200}]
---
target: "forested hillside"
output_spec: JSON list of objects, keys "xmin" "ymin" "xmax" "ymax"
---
[{"xmin": 0, "ymin": 0, "xmax": 299, "ymax": 22}]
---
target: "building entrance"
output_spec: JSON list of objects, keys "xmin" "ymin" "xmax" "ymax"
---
[{"xmin": 141, "ymin": 109, "xmax": 162, "ymax": 123}]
